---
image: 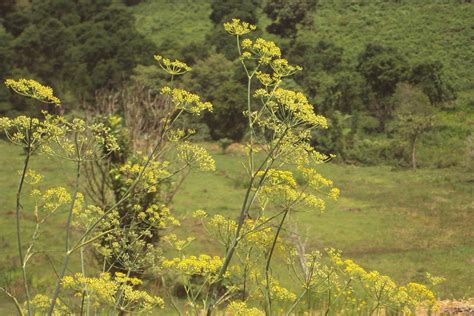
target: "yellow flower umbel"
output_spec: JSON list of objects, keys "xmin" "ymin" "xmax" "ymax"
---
[
  {"xmin": 241, "ymin": 38, "xmax": 281, "ymax": 64},
  {"xmin": 62, "ymin": 272, "xmax": 164, "ymax": 312},
  {"xmin": 162, "ymin": 254, "xmax": 224, "ymax": 276},
  {"xmin": 224, "ymin": 18, "xmax": 256, "ymax": 36},
  {"xmin": 154, "ymin": 54, "xmax": 192, "ymax": 75},
  {"xmin": 270, "ymin": 88, "xmax": 328, "ymax": 128},
  {"xmin": 176, "ymin": 141, "xmax": 216, "ymax": 171},
  {"xmin": 5, "ymin": 79, "xmax": 61, "ymax": 104},
  {"xmin": 227, "ymin": 301, "xmax": 264, "ymax": 316},
  {"xmin": 0, "ymin": 113, "xmax": 70, "ymax": 152},
  {"xmin": 160, "ymin": 86, "xmax": 212, "ymax": 115}
]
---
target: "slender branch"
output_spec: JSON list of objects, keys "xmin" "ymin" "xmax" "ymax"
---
[
  {"xmin": 1, "ymin": 287, "xmax": 24, "ymax": 316},
  {"xmin": 264, "ymin": 208, "xmax": 289, "ymax": 315},
  {"xmin": 47, "ymin": 133, "xmax": 82, "ymax": 315},
  {"xmin": 206, "ymin": 128, "xmax": 288, "ymax": 315},
  {"xmin": 16, "ymin": 120, "xmax": 33, "ymax": 316}
]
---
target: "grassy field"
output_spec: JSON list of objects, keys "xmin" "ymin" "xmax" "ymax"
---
[
  {"xmin": 0, "ymin": 140, "xmax": 472, "ymax": 313},
  {"xmin": 172, "ymin": 144, "xmax": 474, "ymax": 299}
]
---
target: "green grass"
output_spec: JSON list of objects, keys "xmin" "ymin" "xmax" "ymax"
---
[
  {"xmin": 0, "ymin": 140, "xmax": 473, "ymax": 313},
  {"xmin": 173, "ymin": 148, "xmax": 474, "ymax": 299}
]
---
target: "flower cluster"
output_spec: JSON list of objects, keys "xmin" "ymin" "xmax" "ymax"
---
[
  {"xmin": 226, "ymin": 301, "xmax": 264, "ymax": 316},
  {"xmin": 327, "ymin": 249, "xmax": 437, "ymax": 312},
  {"xmin": 5, "ymin": 78, "xmax": 61, "ymax": 104},
  {"xmin": 162, "ymin": 254, "xmax": 223, "ymax": 276},
  {"xmin": 271, "ymin": 58, "xmax": 303, "ymax": 78},
  {"xmin": 176, "ymin": 141, "xmax": 216, "ymax": 171},
  {"xmin": 111, "ymin": 158, "xmax": 171, "ymax": 193},
  {"xmin": 62, "ymin": 272, "xmax": 164, "ymax": 312},
  {"xmin": 255, "ymin": 169, "xmax": 300, "ymax": 207},
  {"xmin": 192, "ymin": 209, "xmax": 208, "ymax": 219},
  {"xmin": 154, "ymin": 54, "xmax": 192, "ymax": 75},
  {"xmin": 224, "ymin": 18, "xmax": 256, "ymax": 36},
  {"xmin": 241, "ymin": 38, "xmax": 281, "ymax": 64},
  {"xmin": 206, "ymin": 214, "xmax": 277, "ymax": 251},
  {"xmin": 268, "ymin": 88, "xmax": 328, "ymax": 128},
  {"xmin": 162, "ymin": 233, "xmax": 195, "ymax": 252},
  {"xmin": 255, "ymin": 168, "xmax": 337, "ymax": 211},
  {"xmin": 23, "ymin": 169, "xmax": 43, "ymax": 185},
  {"xmin": 27, "ymin": 294, "xmax": 69, "ymax": 315},
  {"xmin": 267, "ymin": 279, "xmax": 297, "ymax": 302},
  {"xmin": 0, "ymin": 114, "xmax": 66, "ymax": 150},
  {"xmin": 160, "ymin": 86, "xmax": 212, "ymax": 115},
  {"xmin": 31, "ymin": 186, "xmax": 71, "ymax": 213}
]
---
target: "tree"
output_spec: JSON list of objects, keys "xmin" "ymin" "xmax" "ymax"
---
[
  {"xmin": 210, "ymin": 0, "xmax": 260, "ymax": 25},
  {"xmin": 122, "ymin": 0, "xmax": 144, "ymax": 5},
  {"xmin": 0, "ymin": 26, "xmax": 14, "ymax": 115},
  {"xmin": 182, "ymin": 54, "xmax": 247, "ymax": 140},
  {"xmin": 357, "ymin": 43, "xmax": 409, "ymax": 131},
  {"xmin": 207, "ymin": 0, "xmax": 261, "ymax": 59},
  {"xmin": 264, "ymin": 0, "xmax": 318, "ymax": 38},
  {"xmin": 391, "ymin": 83, "xmax": 434, "ymax": 170},
  {"xmin": 6, "ymin": 0, "xmax": 156, "ymax": 107},
  {"xmin": 409, "ymin": 61, "xmax": 455, "ymax": 105},
  {"xmin": 0, "ymin": 0, "xmax": 16, "ymax": 18},
  {"xmin": 289, "ymin": 39, "xmax": 365, "ymax": 114}
]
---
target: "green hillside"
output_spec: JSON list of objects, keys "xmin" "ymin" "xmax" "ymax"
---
[{"xmin": 131, "ymin": 0, "xmax": 474, "ymax": 94}]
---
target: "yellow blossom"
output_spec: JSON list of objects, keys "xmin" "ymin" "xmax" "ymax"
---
[
  {"xmin": 177, "ymin": 141, "xmax": 216, "ymax": 171},
  {"xmin": 227, "ymin": 301, "xmax": 264, "ymax": 316},
  {"xmin": 5, "ymin": 78, "xmax": 61, "ymax": 104},
  {"xmin": 224, "ymin": 18, "xmax": 256, "ymax": 36},
  {"xmin": 160, "ymin": 86, "xmax": 212, "ymax": 115},
  {"xmin": 154, "ymin": 54, "xmax": 191, "ymax": 75},
  {"xmin": 192, "ymin": 209, "xmax": 208, "ymax": 218}
]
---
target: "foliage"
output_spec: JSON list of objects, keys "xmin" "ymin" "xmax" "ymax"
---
[
  {"xmin": 357, "ymin": 43, "xmax": 409, "ymax": 130},
  {"xmin": 0, "ymin": 0, "xmax": 156, "ymax": 113},
  {"xmin": 263, "ymin": 0, "xmax": 318, "ymax": 38},
  {"xmin": 210, "ymin": 0, "xmax": 260, "ymax": 25},
  {"xmin": 182, "ymin": 54, "xmax": 247, "ymax": 140},
  {"xmin": 409, "ymin": 61, "xmax": 455, "ymax": 105},
  {"xmin": 207, "ymin": 1, "xmax": 261, "ymax": 59},
  {"xmin": 390, "ymin": 83, "xmax": 435, "ymax": 169}
]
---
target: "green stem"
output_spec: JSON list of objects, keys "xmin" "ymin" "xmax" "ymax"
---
[
  {"xmin": 205, "ymin": 128, "xmax": 288, "ymax": 315},
  {"xmin": 247, "ymin": 75, "xmax": 254, "ymax": 174},
  {"xmin": 16, "ymin": 126, "xmax": 32, "ymax": 316},
  {"xmin": 80, "ymin": 247, "xmax": 89, "ymax": 316},
  {"xmin": 47, "ymin": 134, "xmax": 82, "ymax": 315},
  {"xmin": 264, "ymin": 208, "xmax": 289, "ymax": 315},
  {"xmin": 1, "ymin": 288, "xmax": 24, "ymax": 316}
]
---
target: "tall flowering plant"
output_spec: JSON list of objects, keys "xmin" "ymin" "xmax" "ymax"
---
[
  {"xmin": 0, "ymin": 19, "xmax": 441, "ymax": 316},
  {"xmin": 0, "ymin": 55, "xmax": 216, "ymax": 315},
  {"xmin": 159, "ymin": 19, "xmax": 440, "ymax": 316}
]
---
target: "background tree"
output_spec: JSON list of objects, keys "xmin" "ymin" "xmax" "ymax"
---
[
  {"xmin": 391, "ymin": 83, "xmax": 435, "ymax": 170},
  {"xmin": 0, "ymin": 0, "xmax": 16, "ymax": 19},
  {"xmin": 207, "ymin": 0, "xmax": 261, "ymax": 59},
  {"xmin": 1, "ymin": 0, "xmax": 156, "ymax": 113},
  {"xmin": 409, "ymin": 61, "xmax": 455, "ymax": 105},
  {"xmin": 264, "ymin": 0, "xmax": 318, "ymax": 38},
  {"xmin": 182, "ymin": 54, "xmax": 247, "ymax": 140},
  {"xmin": 357, "ymin": 43, "xmax": 409, "ymax": 131},
  {"xmin": 0, "ymin": 27, "xmax": 14, "ymax": 115}
]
